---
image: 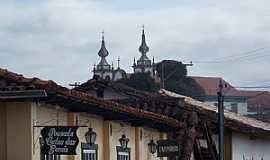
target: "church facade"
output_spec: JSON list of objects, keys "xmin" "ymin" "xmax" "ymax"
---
[{"xmin": 93, "ymin": 27, "xmax": 155, "ymax": 81}]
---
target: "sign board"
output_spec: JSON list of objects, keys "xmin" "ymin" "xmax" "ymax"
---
[
  {"xmin": 157, "ymin": 140, "xmax": 180, "ymax": 157},
  {"xmin": 41, "ymin": 126, "xmax": 79, "ymax": 155}
]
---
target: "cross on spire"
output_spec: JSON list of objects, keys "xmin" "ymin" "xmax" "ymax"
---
[
  {"xmin": 101, "ymin": 30, "xmax": 104, "ymax": 41},
  {"xmin": 117, "ymin": 57, "xmax": 120, "ymax": 69}
]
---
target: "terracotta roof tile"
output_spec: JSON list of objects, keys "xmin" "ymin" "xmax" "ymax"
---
[
  {"xmin": 160, "ymin": 89, "xmax": 270, "ymax": 135},
  {"xmin": 0, "ymin": 68, "xmax": 183, "ymax": 129},
  {"xmin": 191, "ymin": 76, "xmax": 242, "ymax": 96}
]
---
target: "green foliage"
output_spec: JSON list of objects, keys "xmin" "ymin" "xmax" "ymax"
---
[
  {"xmin": 116, "ymin": 60, "xmax": 205, "ymax": 100},
  {"xmin": 156, "ymin": 60, "xmax": 205, "ymax": 101},
  {"xmin": 156, "ymin": 60, "xmax": 187, "ymax": 81},
  {"xmin": 165, "ymin": 77, "xmax": 205, "ymax": 101},
  {"xmin": 117, "ymin": 72, "xmax": 158, "ymax": 92}
]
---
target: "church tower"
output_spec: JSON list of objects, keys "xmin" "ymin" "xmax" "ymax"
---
[
  {"xmin": 93, "ymin": 32, "xmax": 127, "ymax": 81},
  {"xmin": 93, "ymin": 32, "xmax": 113, "ymax": 81},
  {"xmin": 132, "ymin": 26, "xmax": 154, "ymax": 76}
]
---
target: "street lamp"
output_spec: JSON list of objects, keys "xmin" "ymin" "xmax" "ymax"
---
[
  {"xmin": 148, "ymin": 139, "xmax": 157, "ymax": 154},
  {"xmin": 119, "ymin": 134, "xmax": 129, "ymax": 148},
  {"xmin": 85, "ymin": 128, "xmax": 97, "ymax": 145}
]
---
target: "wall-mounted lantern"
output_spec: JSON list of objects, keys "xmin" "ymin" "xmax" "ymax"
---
[
  {"xmin": 148, "ymin": 139, "xmax": 157, "ymax": 154},
  {"xmin": 85, "ymin": 128, "xmax": 97, "ymax": 145},
  {"xmin": 119, "ymin": 134, "xmax": 129, "ymax": 148}
]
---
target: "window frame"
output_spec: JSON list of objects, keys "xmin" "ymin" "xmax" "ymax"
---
[
  {"xmin": 116, "ymin": 146, "xmax": 131, "ymax": 160},
  {"xmin": 81, "ymin": 143, "xmax": 98, "ymax": 160}
]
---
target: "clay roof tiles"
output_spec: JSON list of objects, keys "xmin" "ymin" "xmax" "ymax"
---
[
  {"xmin": 0, "ymin": 68, "xmax": 183, "ymax": 130},
  {"xmin": 192, "ymin": 76, "xmax": 242, "ymax": 97},
  {"xmin": 160, "ymin": 89, "xmax": 270, "ymax": 135}
]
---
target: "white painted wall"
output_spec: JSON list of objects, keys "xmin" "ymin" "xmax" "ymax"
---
[
  {"xmin": 213, "ymin": 133, "xmax": 270, "ymax": 160},
  {"xmin": 232, "ymin": 132, "xmax": 270, "ymax": 160},
  {"xmin": 113, "ymin": 72, "xmax": 123, "ymax": 81}
]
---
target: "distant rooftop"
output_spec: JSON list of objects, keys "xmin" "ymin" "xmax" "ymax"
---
[
  {"xmin": 240, "ymin": 90, "xmax": 270, "ymax": 107},
  {"xmin": 191, "ymin": 76, "xmax": 242, "ymax": 97}
]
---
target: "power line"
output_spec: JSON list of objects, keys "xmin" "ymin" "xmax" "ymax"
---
[
  {"xmin": 193, "ymin": 47, "xmax": 270, "ymax": 64},
  {"xmin": 195, "ymin": 51, "xmax": 270, "ymax": 63},
  {"xmin": 211, "ymin": 47, "xmax": 267, "ymax": 61},
  {"xmin": 235, "ymin": 86, "xmax": 270, "ymax": 89}
]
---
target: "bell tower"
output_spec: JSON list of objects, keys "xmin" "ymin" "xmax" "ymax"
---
[
  {"xmin": 93, "ymin": 32, "xmax": 113, "ymax": 80},
  {"xmin": 132, "ymin": 26, "xmax": 154, "ymax": 76}
]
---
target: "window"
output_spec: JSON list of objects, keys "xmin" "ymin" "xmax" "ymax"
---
[
  {"xmin": 40, "ymin": 154, "xmax": 60, "ymax": 160},
  {"xmin": 81, "ymin": 143, "xmax": 98, "ymax": 160},
  {"xmin": 40, "ymin": 138, "xmax": 61, "ymax": 160},
  {"xmin": 231, "ymin": 103, "xmax": 238, "ymax": 113},
  {"xmin": 116, "ymin": 146, "xmax": 131, "ymax": 160}
]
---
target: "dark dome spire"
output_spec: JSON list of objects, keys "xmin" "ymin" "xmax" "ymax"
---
[
  {"xmin": 98, "ymin": 31, "xmax": 109, "ymax": 57},
  {"xmin": 139, "ymin": 25, "xmax": 149, "ymax": 55}
]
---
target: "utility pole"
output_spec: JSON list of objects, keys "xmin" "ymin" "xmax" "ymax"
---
[
  {"xmin": 217, "ymin": 80, "xmax": 224, "ymax": 160},
  {"xmin": 161, "ymin": 62, "xmax": 165, "ymax": 89}
]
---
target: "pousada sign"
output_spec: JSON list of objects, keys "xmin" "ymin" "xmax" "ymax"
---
[{"xmin": 41, "ymin": 126, "xmax": 79, "ymax": 155}]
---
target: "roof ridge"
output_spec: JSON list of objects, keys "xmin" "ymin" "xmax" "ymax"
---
[{"xmin": 190, "ymin": 76, "xmax": 223, "ymax": 79}]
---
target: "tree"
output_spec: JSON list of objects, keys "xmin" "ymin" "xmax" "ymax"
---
[
  {"xmin": 117, "ymin": 72, "xmax": 158, "ymax": 92},
  {"xmin": 156, "ymin": 60, "xmax": 187, "ymax": 81},
  {"xmin": 156, "ymin": 60, "xmax": 205, "ymax": 101}
]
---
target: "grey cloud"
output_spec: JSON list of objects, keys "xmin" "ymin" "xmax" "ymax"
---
[{"xmin": 0, "ymin": 0, "xmax": 270, "ymax": 89}]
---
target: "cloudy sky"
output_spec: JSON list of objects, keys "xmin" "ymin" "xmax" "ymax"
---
[{"xmin": 1, "ymin": 0, "xmax": 270, "ymax": 89}]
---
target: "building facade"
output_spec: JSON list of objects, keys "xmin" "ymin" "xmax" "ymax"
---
[
  {"xmin": 0, "ymin": 68, "xmax": 178, "ymax": 160},
  {"xmin": 192, "ymin": 76, "xmax": 248, "ymax": 115},
  {"xmin": 2, "ymin": 68, "xmax": 270, "ymax": 160},
  {"xmin": 161, "ymin": 89, "xmax": 270, "ymax": 160},
  {"xmin": 0, "ymin": 102, "xmax": 167, "ymax": 160},
  {"xmin": 240, "ymin": 90, "xmax": 270, "ymax": 122}
]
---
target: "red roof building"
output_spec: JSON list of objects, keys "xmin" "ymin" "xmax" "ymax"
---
[
  {"xmin": 191, "ymin": 76, "xmax": 248, "ymax": 115},
  {"xmin": 240, "ymin": 90, "xmax": 270, "ymax": 122}
]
